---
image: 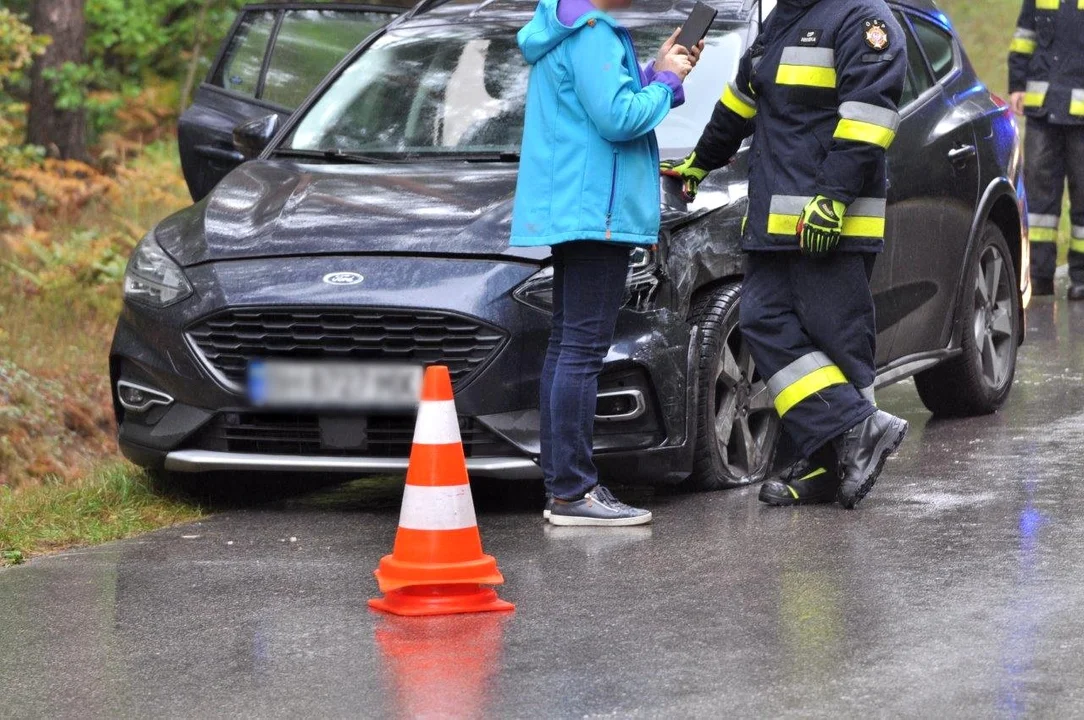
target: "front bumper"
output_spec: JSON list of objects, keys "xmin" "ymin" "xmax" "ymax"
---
[{"xmin": 111, "ymin": 255, "xmax": 698, "ymax": 484}]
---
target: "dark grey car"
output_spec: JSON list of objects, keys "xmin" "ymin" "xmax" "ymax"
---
[{"xmin": 113, "ymin": 0, "xmax": 1030, "ymax": 490}]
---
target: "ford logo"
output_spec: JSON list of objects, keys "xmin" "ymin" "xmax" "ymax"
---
[{"xmin": 323, "ymin": 272, "xmax": 364, "ymax": 286}]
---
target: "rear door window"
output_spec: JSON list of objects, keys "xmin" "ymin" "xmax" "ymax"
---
[
  {"xmin": 262, "ymin": 9, "xmax": 393, "ymax": 109},
  {"xmin": 910, "ymin": 16, "xmax": 957, "ymax": 81},
  {"xmin": 894, "ymin": 11, "xmax": 934, "ymax": 107},
  {"xmin": 211, "ymin": 10, "xmax": 277, "ymax": 98}
]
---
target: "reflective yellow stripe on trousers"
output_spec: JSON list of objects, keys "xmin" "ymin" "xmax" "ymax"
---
[
  {"xmin": 767, "ymin": 196, "xmax": 887, "ymax": 239},
  {"xmin": 768, "ymin": 351, "xmax": 849, "ymax": 417},
  {"xmin": 1073, "ymin": 226, "xmax": 1084, "ymax": 254},
  {"xmin": 776, "ymin": 47, "xmax": 837, "ymax": 89},
  {"xmin": 1029, "ymin": 213, "xmax": 1059, "ymax": 243}
]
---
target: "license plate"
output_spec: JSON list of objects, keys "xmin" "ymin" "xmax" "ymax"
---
[{"xmin": 248, "ymin": 360, "xmax": 422, "ymax": 410}]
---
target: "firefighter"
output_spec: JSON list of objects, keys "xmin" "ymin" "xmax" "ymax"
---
[
  {"xmin": 1009, "ymin": 0, "xmax": 1084, "ymax": 300},
  {"xmin": 661, "ymin": 0, "xmax": 908, "ymax": 508}
]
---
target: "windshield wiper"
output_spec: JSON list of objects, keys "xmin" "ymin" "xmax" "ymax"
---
[
  {"xmin": 273, "ymin": 148, "xmax": 403, "ymax": 164},
  {"xmin": 459, "ymin": 151, "xmax": 521, "ymax": 163}
]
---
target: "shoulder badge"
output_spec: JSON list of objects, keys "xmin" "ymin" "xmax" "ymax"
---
[{"xmin": 864, "ymin": 19, "xmax": 890, "ymax": 52}]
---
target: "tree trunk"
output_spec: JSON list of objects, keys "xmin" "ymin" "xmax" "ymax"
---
[
  {"xmin": 27, "ymin": 0, "xmax": 88, "ymax": 161},
  {"xmin": 180, "ymin": 0, "xmax": 215, "ymax": 112}
]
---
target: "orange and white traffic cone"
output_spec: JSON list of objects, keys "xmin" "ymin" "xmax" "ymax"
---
[{"xmin": 369, "ymin": 365, "xmax": 514, "ymax": 616}]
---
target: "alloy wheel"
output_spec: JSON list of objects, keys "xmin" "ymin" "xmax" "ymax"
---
[
  {"xmin": 972, "ymin": 244, "xmax": 1014, "ymax": 389},
  {"xmin": 712, "ymin": 323, "xmax": 780, "ymax": 482}
]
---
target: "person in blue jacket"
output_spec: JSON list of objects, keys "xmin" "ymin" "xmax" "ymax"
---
[{"xmin": 512, "ymin": 0, "xmax": 699, "ymax": 526}]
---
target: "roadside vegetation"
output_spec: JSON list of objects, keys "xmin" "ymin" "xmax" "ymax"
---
[{"xmin": 0, "ymin": 0, "xmax": 1064, "ymax": 566}]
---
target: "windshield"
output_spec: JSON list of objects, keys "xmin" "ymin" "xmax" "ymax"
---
[{"xmin": 286, "ymin": 22, "xmax": 745, "ymax": 158}]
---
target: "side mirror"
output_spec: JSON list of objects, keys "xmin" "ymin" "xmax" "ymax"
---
[{"xmin": 233, "ymin": 114, "xmax": 280, "ymax": 159}]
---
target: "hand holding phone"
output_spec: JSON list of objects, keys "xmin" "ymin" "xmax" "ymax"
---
[{"xmin": 675, "ymin": 1, "xmax": 717, "ymax": 52}]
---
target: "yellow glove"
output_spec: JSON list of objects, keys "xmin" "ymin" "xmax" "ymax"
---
[
  {"xmin": 660, "ymin": 152, "xmax": 709, "ymax": 201},
  {"xmin": 797, "ymin": 195, "xmax": 846, "ymax": 256}
]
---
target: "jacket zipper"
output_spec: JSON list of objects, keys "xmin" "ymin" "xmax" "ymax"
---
[{"xmin": 606, "ymin": 150, "xmax": 618, "ymax": 240}]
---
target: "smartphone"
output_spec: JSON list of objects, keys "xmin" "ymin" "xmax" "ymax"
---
[{"xmin": 675, "ymin": 1, "xmax": 718, "ymax": 51}]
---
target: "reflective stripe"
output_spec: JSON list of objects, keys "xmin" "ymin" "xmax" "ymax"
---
[
  {"xmin": 1073, "ymin": 225, "xmax": 1084, "ymax": 240},
  {"xmin": 398, "ymin": 484, "xmax": 477, "ymax": 530},
  {"xmin": 1036, "ymin": 0, "xmax": 1059, "ymax": 8},
  {"xmin": 1025, "ymin": 81, "xmax": 1049, "ymax": 108},
  {"xmin": 1029, "ymin": 214, "xmax": 1059, "ymax": 243},
  {"xmin": 835, "ymin": 120, "xmax": 896, "ymax": 148},
  {"xmin": 412, "ymin": 400, "xmax": 461, "ymax": 445},
  {"xmin": 797, "ymin": 467, "xmax": 828, "ymax": 482},
  {"xmin": 1029, "ymin": 213, "xmax": 1059, "ymax": 229},
  {"xmin": 777, "ymin": 47, "xmax": 837, "ymax": 89},
  {"xmin": 721, "ymin": 81, "xmax": 757, "ymax": 119},
  {"xmin": 773, "ymin": 367, "xmax": 850, "ymax": 418},
  {"xmin": 1072, "ymin": 239, "xmax": 1084, "ymax": 254},
  {"xmin": 1010, "ymin": 27, "xmax": 1037, "ymax": 55},
  {"xmin": 835, "ymin": 102, "xmax": 900, "ymax": 149},
  {"xmin": 776, "ymin": 65, "xmax": 837, "ymax": 88},
  {"xmin": 767, "ymin": 196, "xmax": 886, "ymax": 238},
  {"xmin": 1072, "ymin": 89, "xmax": 1084, "ymax": 117},
  {"xmin": 768, "ymin": 351, "xmax": 835, "ymax": 398},
  {"xmin": 780, "ymin": 47, "xmax": 835, "ymax": 67}
]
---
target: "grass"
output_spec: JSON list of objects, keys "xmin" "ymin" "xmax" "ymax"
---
[
  {"xmin": 0, "ymin": 136, "xmax": 196, "ymax": 566},
  {"xmin": 0, "ymin": 462, "xmax": 204, "ymax": 566}
]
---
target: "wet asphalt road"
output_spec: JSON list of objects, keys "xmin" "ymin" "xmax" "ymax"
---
[{"xmin": 3, "ymin": 291, "xmax": 1084, "ymax": 719}]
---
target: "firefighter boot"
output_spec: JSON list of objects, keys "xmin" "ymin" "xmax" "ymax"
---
[
  {"xmin": 759, "ymin": 447, "xmax": 840, "ymax": 506},
  {"xmin": 834, "ymin": 410, "xmax": 909, "ymax": 509}
]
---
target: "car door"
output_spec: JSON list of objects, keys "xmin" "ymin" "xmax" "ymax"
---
[
  {"xmin": 880, "ymin": 9, "xmax": 980, "ymax": 363},
  {"xmin": 178, "ymin": 3, "xmax": 403, "ymax": 201}
]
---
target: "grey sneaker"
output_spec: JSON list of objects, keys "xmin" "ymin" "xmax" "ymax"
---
[
  {"xmin": 547, "ymin": 485, "xmax": 652, "ymax": 526},
  {"xmin": 543, "ymin": 494, "xmax": 553, "ymax": 520}
]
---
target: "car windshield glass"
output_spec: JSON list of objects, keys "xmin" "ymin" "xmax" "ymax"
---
[{"xmin": 285, "ymin": 22, "xmax": 745, "ymax": 158}]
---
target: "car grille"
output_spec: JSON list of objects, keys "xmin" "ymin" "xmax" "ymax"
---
[
  {"xmin": 186, "ymin": 307, "xmax": 506, "ymax": 391},
  {"xmin": 191, "ymin": 413, "xmax": 518, "ymax": 458}
]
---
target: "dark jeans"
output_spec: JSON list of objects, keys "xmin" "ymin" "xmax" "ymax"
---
[
  {"xmin": 540, "ymin": 241, "xmax": 631, "ymax": 500},
  {"xmin": 1025, "ymin": 117, "xmax": 1084, "ymax": 285}
]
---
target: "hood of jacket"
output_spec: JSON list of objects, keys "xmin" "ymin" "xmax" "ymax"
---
[{"xmin": 517, "ymin": 0, "xmax": 615, "ymax": 65}]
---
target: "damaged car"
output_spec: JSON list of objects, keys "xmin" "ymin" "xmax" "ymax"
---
[{"xmin": 111, "ymin": 0, "xmax": 1028, "ymax": 489}]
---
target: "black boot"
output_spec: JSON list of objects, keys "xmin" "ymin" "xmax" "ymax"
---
[
  {"xmin": 759, "ymin": 448, "xmax": 840, "ymax": 507},
  {"xmin": 834, "ymin": 410, "xmax": 909, "ymax": 509},
  {"xmin": 1069, "ymin": 284, "xmax": 1084, "ymax": 301}
]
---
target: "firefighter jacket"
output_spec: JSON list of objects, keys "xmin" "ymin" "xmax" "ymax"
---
[
  {"xmin": 691, "ymin": 0, "xmax": 907, "ymax": 252},
  {"xmin": 1009, "ymin": 0, "xmax": 1084, "ymax": 125}
]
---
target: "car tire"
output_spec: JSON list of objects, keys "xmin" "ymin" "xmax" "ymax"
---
[
  {"xmin": 914, "ymin": 223, "xmax": 1020, "ymax": 417},
  {"xmin": 683, "ymin": 282, "xmax": 782, "ymax": 491}
]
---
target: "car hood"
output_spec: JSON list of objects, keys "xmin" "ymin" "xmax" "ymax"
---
[{"xmin": 154, "ymin": 159, "xmax": 554, "ymax": 267}]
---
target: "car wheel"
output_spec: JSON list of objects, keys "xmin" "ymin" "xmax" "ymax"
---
[
  {"xmin": 684, "ymin": 282, "xmax": 782, "ymax": 491},
  {"xmin": 915, "ymin": 223, "xmax": 1020, "ymax": 417}
]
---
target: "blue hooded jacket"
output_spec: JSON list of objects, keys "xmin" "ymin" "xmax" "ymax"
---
[{"xmin": 511, "ymin": 0, "xmax": 679, "ymax": 247}]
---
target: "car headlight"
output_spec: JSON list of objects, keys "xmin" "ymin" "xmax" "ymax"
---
[
  {"xmin": 513, "ymin": 247, "xmax": 660, "ymax": 313},
  {"xmin": 123, "ymin": 234, "xmax": 193, "ymax": 307}
]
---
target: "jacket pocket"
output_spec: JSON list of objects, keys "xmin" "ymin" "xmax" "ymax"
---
[{"xmin": 606, "ymin": 149, "xmax": 618, "ymax": 239}]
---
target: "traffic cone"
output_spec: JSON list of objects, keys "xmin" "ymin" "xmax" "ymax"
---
[{"xmin": 369, "ymin": 365, "xmax": 514, "ymax": 616}]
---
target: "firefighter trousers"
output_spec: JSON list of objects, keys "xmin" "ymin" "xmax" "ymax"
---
[
  {"xmin": 1025, "ymin": 118, "xmax": 1084, "ymax": 287},
  {"xmin": 740, "ymin": 251, "xmax": 878, "ymax": 459}
]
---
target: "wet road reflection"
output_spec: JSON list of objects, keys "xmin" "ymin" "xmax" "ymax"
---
[{"xmin": 2, "ymin": 295, "xmax": 1084, "ymax": 718}]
